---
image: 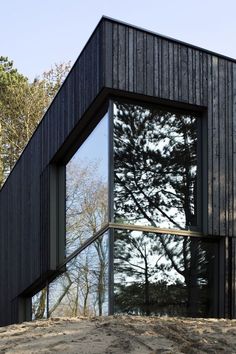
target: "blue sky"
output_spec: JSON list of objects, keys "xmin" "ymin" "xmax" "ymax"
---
[{"xmin": 1, "ymin": 0, "xmax": 236, "ymax": 81}]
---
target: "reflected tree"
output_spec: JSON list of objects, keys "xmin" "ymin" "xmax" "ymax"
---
[
  {"xmin": 93, "ymin": 236, "xmax": 108, "ymax": 316},
  {"xmin": 114, "ymin": 230, "xmax": 217, "ymax": 317},
  {"xmin": 49, "ymin": 234, "xmax": 109, "ymax": 317},
  {"xmin": 66, "ymin": 160, "xmax": 108, "ymax": 255},
  {"xmin": 113, "ymin": 102, "xmax": 198, "ymax": 229},
  {"xmin": 32, "ymin": 288, "xmax": 47, "ymax": 320},
  {"xmin": 113, "ymin": 102, "xmax": 217, "ymax": 317},
  {"xmin": 48, "ymin": 159, "xmax": 108, "ymax": 318}
]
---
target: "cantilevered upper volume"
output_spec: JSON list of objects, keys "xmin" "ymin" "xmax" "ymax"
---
[{"xmin": 0, "ymin": 17, "xmax": 236, "ymax": 326}]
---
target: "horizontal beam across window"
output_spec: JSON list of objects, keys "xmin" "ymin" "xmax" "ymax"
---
[
  {"xmin": 109, "ymin": 222, "xmax": 204, "ymax": 238},
  {"xmin": 32, "ymin": 227, "xmax": 221, "ymax": 320},
  {"xmin": 58, "ymin": 221, "xmax": 219, "ymax": 270},
  {"xmin": 58, "ymin": 222, "xmax": 219, "ymax": 273},
  {"xmin": 59, "ymin": 223, "xmax": 110, "ymax": 269}
]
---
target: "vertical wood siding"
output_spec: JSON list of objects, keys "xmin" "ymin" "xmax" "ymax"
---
[
  {"xmin": 0, "ymin": 22, "xmax": 104, "ymax": 325},
  {"xmin": 103, "ymin": 20, "xmax": 236, "ymax": 238},
  {"xmin": 102, "ymin": 19, "xmax": 236, "ymax": 318},
  {"xmin": 0, "ymin": 17, "xmax": 236, "ymax": 325}
]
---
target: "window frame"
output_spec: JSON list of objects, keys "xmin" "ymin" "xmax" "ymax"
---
[
  {"xmin": 51, "ymin": 102, "xmax": 110, "ymax": 267},
  {"xmin": 109, "ymin": 97, "xmax": 206, "ymax": 234},
  {"xmin": 31, "ymin": 97, "xmax": 220, "ymax": 320},
  {"xmin": 107, "ymin": 97, "xmax": 209, "ymax": 316}
]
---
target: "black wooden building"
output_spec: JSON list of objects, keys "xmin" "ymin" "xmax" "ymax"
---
[{"xmin": 1, "ymin": 17, "xmax": 236, "ymax": 325}]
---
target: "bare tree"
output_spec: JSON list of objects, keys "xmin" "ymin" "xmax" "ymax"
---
[{"xmin": 48, "ymin": 159, "xmax": 108, "ymax": 318}]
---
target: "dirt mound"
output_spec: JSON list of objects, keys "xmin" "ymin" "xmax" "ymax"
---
[{"xmin": 0, "ymin": 316, "xmax": 236, "ymax": 353}]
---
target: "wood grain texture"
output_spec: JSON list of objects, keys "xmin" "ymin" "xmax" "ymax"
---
[
  {"xmin": 0, "ymin": 21, "xmax": 104, "ymax": 326},
  {"xmin": 103, "ymin": 19, "xmax": 235, "ymax": 239},
  {"xmin": 0, "ymin": 17, "xmax": 236, "ymax": 325}
]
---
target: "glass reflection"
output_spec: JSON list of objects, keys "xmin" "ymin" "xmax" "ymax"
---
[
  {"xmin": 66, "ymin": 114, "xmax": 108, "ymax": 256},
  {"xmin": 113, "ymin": 102, "xmax": 199, "ymax": 230},
  {"xmin": 32, "ymin": 287, "xmax": 47, "ymax": 320},
  {"xmin": 49, "ymin": 233, "xmax": 109, "ymax": 317},
  {"xmin": 114, "ymin": 230, "xmax": 218, "ymax": 317}
]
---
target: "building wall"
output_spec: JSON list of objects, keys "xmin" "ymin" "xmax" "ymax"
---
[
  {"xmin": 0, "ymin": 17, "xmax": 236, "ymax": 325},
  {"xmin": 0, "ymin": 21, "xmax": 104, "ymax": 325},
  {"xmin": 103, "ymin": 19, "xmax": 236, "ymax": 238}
]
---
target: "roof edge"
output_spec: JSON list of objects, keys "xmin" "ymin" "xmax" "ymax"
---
[{"xmin": 101, "ymin": 15, "xmax": 236, "ymax": 64}]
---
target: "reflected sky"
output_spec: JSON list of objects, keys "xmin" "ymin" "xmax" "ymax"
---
[
  {"xmin": 32, "ymin": 288, "xmax": 47, "ymax": 320},
  {"xmin": 68, "ymin": 115, "xmax": 108, "ymax": 180},
  {"xmin": 66, "ymin": 114, "xmax": 108, "ymax": 256},
  {"xmin": 114, "ymin": 229, "xmax": 218, "ymax": 317},
  {"xmin": 49, "ymin": 233, "xmax": 109, "ymax": 317},
  {"xmin": 113, "ymin": 102, "xmax": 199, "ymax": 230}
]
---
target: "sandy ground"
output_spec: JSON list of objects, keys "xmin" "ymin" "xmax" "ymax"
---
[{"xmin": 0, "ymin": 316, "xmax": 236, "ymax": 353}]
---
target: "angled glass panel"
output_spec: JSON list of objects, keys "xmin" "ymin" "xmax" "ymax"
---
[
  {"xmin": 66, "ymin": 114, "xmax": 108, "ymax": 257},
  {"xmin": 113, "ymin": 229, "xmax": 218, "ymax": 318},
  {"xmin": 49, "ymin": 232, "xmax": 109, "ymax": 317},
  {"xmin": 32, "ymin": 287, "xmax": 47, "ymax": 320},
  {"xmin": 113, "ymin": 101, "xmax": 200, "ymax": 230}
]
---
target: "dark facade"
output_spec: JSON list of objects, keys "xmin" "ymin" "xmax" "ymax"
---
[{"xmin": 0, "ymin": 17, "xmax": 236, "ymax": 325}]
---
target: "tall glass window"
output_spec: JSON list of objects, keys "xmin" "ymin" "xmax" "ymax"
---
[
  {"xmin": 32, "ymin": 99, "xmax": 220, "ymax": 320},
  {"xmin": 113, "ymin": 101, "xmax": 200, "ymax": 231},
  {"xmin": 110, "ymin": 99, "xmax": 218, "ymax": 318},
  {"xmin": 66, "ymin": 114, "xmax": 108, "ymax": 257},
  {"xmin": 32, "ymin": 113, "xmax": 110, "ymax": 321}
]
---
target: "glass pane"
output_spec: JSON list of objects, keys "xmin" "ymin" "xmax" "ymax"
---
[
  {"xmin": 66, "ymin": 114, "xmax": 108, "ymax": 256},
  {"xmin": 49, "ymin": 232, "xmax": 109, "ymax": 317},
  {"xmin": 32, "ymin": 287, "xmax": 47, "ymax": 320},
  {"xmin": 114, "ymin": 229, "xmax": 218, "ymax": 317},
  {"xmin": 113, "ymin": 102, "xmax": 199, "ymax": 230}
]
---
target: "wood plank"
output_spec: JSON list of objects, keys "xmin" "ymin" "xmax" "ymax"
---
[
  {"xmin": 112, "ymin": 23, "xmax": 118, "ymax": 89},
  {"xmin": 125, "ymin": 26, "xmax": 129, "ymax": 92},
  {"xmin": 195, "ymin": 50, "xmax": 201, "ymax": 105},
  {"xmin": 227, "ymin": 61, "xmax": 233, "ymax": 237},
  {"xmin": 146, "ymin": 34, "xmax": 154, "ymax": 96},
  {"xmin": 212, "ymin": 56, "xmax": 220, "ymax": 235},
  {"xmin": 180, "ymin": 45, "xmax": 188, "ymax": 102},
  {"xmin": 173, "ymin": 43, "xmax": 179, "ymax": 101},
  {"xmin": 104, "ymin": 21, "xmax": 113, "ymax": 88},
  {"xmin": 136, "ymin": 30, "xmax": 144, "ymax": 94},
  {"xmin": 219, "ymin": 59, "xmax": 226, "ymax": 236},
  {"xmin": 161, "ymin": 39, "xmax": 169, "ymax": 99},
  {"xmin": 202, "ymin": 52, "xmax": 208, "ymax": 106},
  {"xmin": 153, "ymin": 36, "xmax": 160, "ymax": 97},
  {"xmin": 128, "ymin": 27, "xmax": 134, "ymax": 92},
  {"xmin": 118, "ymin": 24, "xmax": 126, "ymax": 90},
  {"xmin": 232, "ymin": 63, "xmax": 236, "ymax": 237},
  {"xmin": 187, "ymin": 47, "xmax": 192, "ymax": 103},
  {"xmin": 168, "ymin": 42, "xmax": 174, "ymax": 100}
]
